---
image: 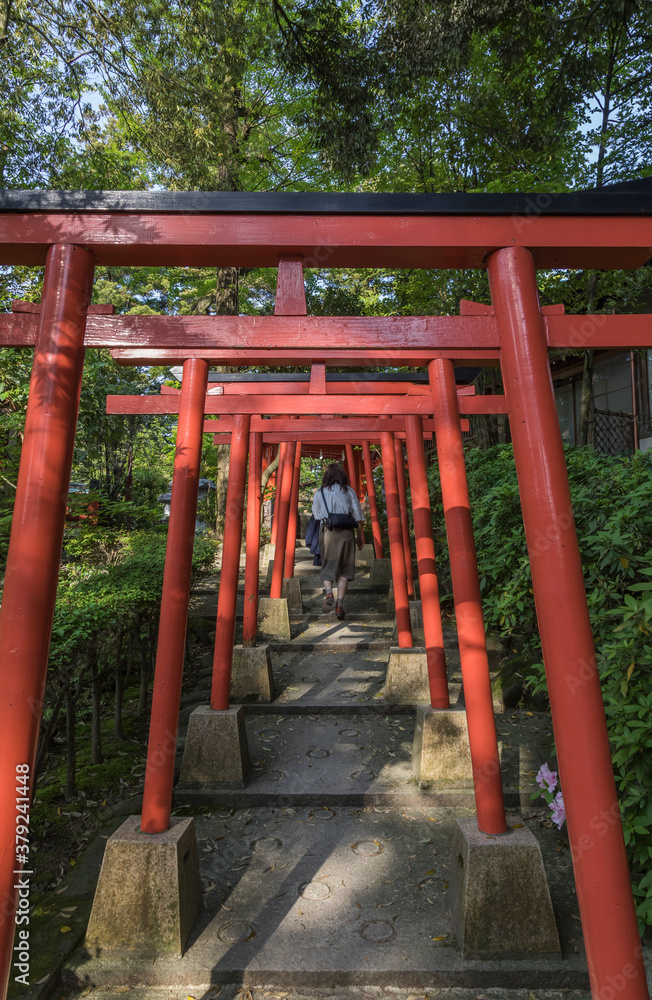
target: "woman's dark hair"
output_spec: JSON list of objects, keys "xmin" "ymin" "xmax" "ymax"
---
[{"xmin": 322, "ymin": 463, "xmax": 349, "ymax": 488}]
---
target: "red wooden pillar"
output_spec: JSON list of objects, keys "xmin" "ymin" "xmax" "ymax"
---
[
  {"xmin": 429, "ymin": 358, "xmax": 506, "ymax": 835},
  {"xmin": 284, "ymin": 442, "xmax": 302, "ymax": 578},
  {"xmin": 353, "ymin": 449, "xmax": 364, "ymax": 500},
  {"xmin": 394, "ymin": 436, "xmax": 415, "ymax": 598},
  {"xmin": 379, "ymin": 431, "xmax": 412, "ymax": 647},
  {"xmin": 404, "ymin": 415, "xmax": 450, "ymax": 708},
  {"xmin": 362, "ymin": 441, "xmax": 383, "ymax": 558},
  {"xmin": 270, "ymin": 440, "xmax": 297, "ymax": 599},
  {"xmin": 345, "ymin": 443, "xmax": 356, "ymax": 487},
  {"xmin": 0, "ymin": 244, "xmax": 94, "ymax": 994},
  {"xmin": 270, "ymin": 441, "xmax": 287, "ymax": 546},
  {"xmin": 242, "ymin": 431, "xmax": 263, "ymax": 647},
  {"xmin": 141, "ymin": 358, "xmax": 209, "ymax": 833},
  {"xmin": 211, "ymin": 414, "xmax": 251, "ymax": 710},
  {"xmin": 488, "ymin": 246, "xmax": 648, "ymax": 1000}
]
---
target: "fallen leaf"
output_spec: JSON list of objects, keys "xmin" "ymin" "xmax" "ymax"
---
[
  {"xmin": 529, "ymin": 993, "xmax": 540, "ymax": 999},
  {"xmin": 432, "ymin": 935, "xmax": 447, "ymax": 941},
  {"xmin": 35, "ymin": 976, "xmax": 50, "ymax": 985},
  {"xmin": 54, "ymin": 886, "xmax": 69, "ymax": 894},
  {"xmin": 571, "ymin": 913, "xmax": 581, "ymax": 921},
  {"xmin": 511, "ymin": 823, "xmax": 524, "ymax": 829},
  {"xmin": 60, "ymin": 925, "xmax": 72, "ymax": 933},
  {"xmin": 425, "ymin": 869, "xmax": 436, "ymax": 876}
]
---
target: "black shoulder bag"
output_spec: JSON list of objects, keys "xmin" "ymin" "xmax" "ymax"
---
[{"xmin": 320, "ymin": 488, "xmax": 358, "ymax": 531}]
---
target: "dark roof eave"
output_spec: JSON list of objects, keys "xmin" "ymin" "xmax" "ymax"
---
[{"xmin": 1, "ymin": 177, "xmax": 652, "ymax": 216}]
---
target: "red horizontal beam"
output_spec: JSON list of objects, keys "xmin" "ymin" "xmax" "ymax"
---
[
  {"xmin": 204, "ymin": 417, "xmax": 416, "ymax": 433},
  {"xmin": 111, "ymin": 348, "xmax": 500, "ymax": 366},
  {"xmin": 107, "ymin": 394, "xmax": 435, "ymax": 416},
  {"xmin": 2, "ymin": 312, "xmax": 651, "ymax": 357},
  {"xmin": 107, "ymin": 394, "xmax": 506, "ymax": 418},
  {"xmin": 1, "ymin": 313, "xmax": 496, "ymax": 348},
  {"xmin": 1, "ymin": 213, "xmax": 650, "ymax": 269},
  {"xmin": 215, "ymin": 432, "xmax": 435, "ymax": 442},
  {"xmin": 161, "ymin": 382, "xmax": 477, "ymax": 396}
]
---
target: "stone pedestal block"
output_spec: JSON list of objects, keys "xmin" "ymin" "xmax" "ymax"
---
[
  {"xmin": 412, "ymin": 704, "xmax": 473, "ymax": 786},
  {"xmin": 179, "ymin": 705, "xmax": 249, "ymax": 787},
  {"xmin": 385, "ymin": 646, "xmax": 430, "ymax": 704},
  {"xmin": 386, "ymin": 581, "xmax": 395, "ymax": 615},
  {"xmin": 448, "ymin": 816, "xmax": 561, "ymax": 958},
  {"xmin": 261, "ymin": 543, "xmax": 275, "ymax": 569},
  {"xmin": 370, "ymin": 558, "xmax": 392, "ymax": 587},
  {"xmin": 409, "ymin": 599, "xmax": 425, "ymax": 644},
  {"xmin": 265, "ymin": 559, "xmax": 274, "ymax": 587},
  {"xmin": 231, "ymin": 644, "xmax": 274, "ymax": 702},
  {"xmin": 281, "ymin": 576, "xmax": 303, "ymax": 614},
  {"xmin": 355, "ymin": 543, "xmax": 376, "ymax": 568},
  {"xmin": 85, "ymin": 816, "xmax": 201, "ymax": 956},
  {"xmin": 257, "ymin": 597, "xmax": 291, "ymax": 639}
]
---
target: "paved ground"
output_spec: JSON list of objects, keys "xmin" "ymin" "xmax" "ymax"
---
[{"xmin": 24, "ymin": 543, "xmax": 651, "ymax": 1000}]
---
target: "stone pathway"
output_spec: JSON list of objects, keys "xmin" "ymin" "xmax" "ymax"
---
[{"xmin": 52, "ymin": 543, "xmax": 651, "ymax": 1000}]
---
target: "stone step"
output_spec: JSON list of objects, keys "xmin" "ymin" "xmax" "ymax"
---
[{"xmin": 63, "ymin": 802, "xmax": 588, "ymax": 991}]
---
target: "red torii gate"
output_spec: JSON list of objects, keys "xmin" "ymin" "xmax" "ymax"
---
[{"xmin": 0, "ymin": 185, "xmax": 651, "ymax": 1000}]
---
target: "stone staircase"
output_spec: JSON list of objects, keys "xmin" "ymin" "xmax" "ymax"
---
[{"xmin": 61, "ymin": 542, "xmax": 592, "ymax": 996}]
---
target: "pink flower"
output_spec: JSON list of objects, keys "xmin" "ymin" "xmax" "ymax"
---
[
  {"xmin": 536, "ymin": 762, "xmax": 558, "ymax": 793},
  {"xmin": 550, "ymin": 790, "xmax": 566, "ymax": 829}
]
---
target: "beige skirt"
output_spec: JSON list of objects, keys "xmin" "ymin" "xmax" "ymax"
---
[{"xmin": 319, "ymin": 526, "xmax": 356, "ymax": 582}]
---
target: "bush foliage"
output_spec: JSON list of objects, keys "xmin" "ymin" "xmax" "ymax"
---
[
  {"xmin": 35, "ymin": 524, "xmax": 216, "ymax": 799},
  {"xmin": 429, "ymin": 444, "xmax": 652, "ymax": 928}
]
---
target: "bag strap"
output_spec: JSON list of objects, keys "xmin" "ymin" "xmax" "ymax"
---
[{"xmin": 320, "ymin": 487, "xmax": 330, "ymax": 515}]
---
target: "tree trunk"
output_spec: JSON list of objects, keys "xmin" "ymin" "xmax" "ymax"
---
[
  {"xmin": 91, "ymin": 647, "xmax": 103, "ymax": 765},
  {"xmin": 114, "ymin": 627, "xmax": 125, "ymax": 740},
  {"xmin": 33, "ymin": 686, "xmax": 67, "ymax": 791},
  {"xmin": 138, "ymin": 624, "xmax": 150, "ymax": 715},
  {"xmin": 578, "ymin": 32, "xmax": 617, "ymax": 447},
  {"xmin": 577, "ymin": 347, "xmax": 595, "ymax": 446},
  {"xmin": 260, "ymin": 448, "xmax": 280, "ymax": 494},
  {"xmin": 65, "ymin": 680, "xmax": 76, "ymax": 801}
]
